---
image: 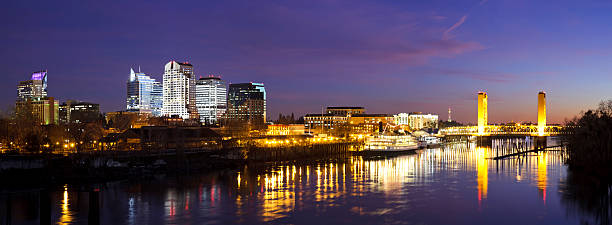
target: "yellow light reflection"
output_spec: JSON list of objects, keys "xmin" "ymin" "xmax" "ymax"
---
[
  {"xmin": 476, "ymin": 147, "xmax": 488, "ymax": 204},
  {"xmin": 537, "ymin": 152, "xmax": 548, "ymax": 203},
  {"xmin": 58, "ymin": 184, "xmax": 73, "ymax": 224}
]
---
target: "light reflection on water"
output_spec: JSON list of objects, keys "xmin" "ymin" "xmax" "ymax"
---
[{"xmin": 1, "ymin": 138, "xmax": 586, "ymax": 225}]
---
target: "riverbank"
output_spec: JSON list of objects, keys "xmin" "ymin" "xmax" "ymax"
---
[{"xmin": 0, "ymin": 142, "xmax": 358, "ymax": 186}]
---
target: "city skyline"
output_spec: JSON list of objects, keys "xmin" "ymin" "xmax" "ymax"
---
[{"xmin": 4, "ymin": 0, "xmax": 612, "ymax": 123}]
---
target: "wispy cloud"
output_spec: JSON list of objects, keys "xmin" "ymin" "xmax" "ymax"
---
[
  {"xmin": 443, "ymin": 15, "xmax": 467, "ymax": 39},
  {"xmin": 442, "ymin": 0, "xmax": 488, "ymax": 39}
]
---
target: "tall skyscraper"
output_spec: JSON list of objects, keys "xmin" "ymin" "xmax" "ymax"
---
[
  {"xmin": 17, "ymin": 70, "xmax": 47, "ymax": 101},
  {"xmin": 15, "ymin": 70, "xmax": 58, "ymax": 125},
  {"xmin": 195, "ymin": 76, "xmax": 227, "ymax": 125},
  {"xmin": 126, "ymin": 68, "xmax": 163, "ymax": 116},
  {"xmin": 477, "ymin": 92, "xmax": 488, "ymax": 135},
  {"xmin": 162, "ymin": 61, "xmax": 197, "ymax": 120},
  {"xmin": 227, "ymin": 83, "xmax": 266, "ymax": 128},
  {"xmin": 537, "ymin": 91, "xmax": 546, "ymax": 136}
]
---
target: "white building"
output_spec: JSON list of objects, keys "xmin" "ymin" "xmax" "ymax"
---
[
  {"xmin": 394, "ymin": 112, "xmax": 438, "ymax": 130},
  {"xmin": 126, "ymin": 68, "xmax": 163, "ymax": 116},
  {"xmin": 162, "ymin": 61, "xmax": 197, "ymax": 120},
  {"xmin": 195, "ymin": 76, "xmax": 227, "ymax": 125}
]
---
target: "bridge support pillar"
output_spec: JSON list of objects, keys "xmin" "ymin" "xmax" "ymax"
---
[
  {"xmin": 534, "ymin": 136, "xmax": 547, "ymax": 149},
  {"xmin": 476, "ymin": 136, "xmax": 492, "ymax": 146}
]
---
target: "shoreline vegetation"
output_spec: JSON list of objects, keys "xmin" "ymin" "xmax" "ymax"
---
[
  {"xmin": 561, "ymin": 100, "xmax": 612, "ymax": 224},
  {"xmin": 565, "ymin": 100, "xmax": 612, "ymax": 179}
]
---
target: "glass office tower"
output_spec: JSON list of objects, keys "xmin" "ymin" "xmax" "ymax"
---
[
  {"xmin": 195, "ymin": 76, "xmax": 227, "ymax": 125},
  {"xmin": 126, "ymin": 68, "xmax": 163, "ymax": 116},
  {"xmin": 227, "ymin": 82, "xmax": 266, "ymax": 128}
]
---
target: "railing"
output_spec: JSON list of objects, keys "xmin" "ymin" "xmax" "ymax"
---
[{"xmin": 440, "ymin": 125, "xmax": 566, "ymax": 136}]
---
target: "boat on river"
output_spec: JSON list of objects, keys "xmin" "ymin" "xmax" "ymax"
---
[
  {"xmin": 418, "ymin": 136, "xmax": 442, "ymax": 148},
  {"xmin": 356, "ymin": 133, "xmax": 419, "ymax": 156}
]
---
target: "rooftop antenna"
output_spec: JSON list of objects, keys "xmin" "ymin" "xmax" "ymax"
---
[{"xmin": 138, "ymin": 66, "xmax": 141, "ymax": 73}]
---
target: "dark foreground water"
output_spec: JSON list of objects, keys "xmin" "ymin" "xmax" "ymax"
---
[{"xmin": 1, "ymin": 138, "xmax": 609, "ymax": 225}]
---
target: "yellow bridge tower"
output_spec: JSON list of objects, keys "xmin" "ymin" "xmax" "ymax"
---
[
  {"xmin": 538, "ymin": 91, "xmax": 546, "ymax": 136},
  {"xmin": 477, "ymin": 92, "xmax": 488, "ymax": 135}
]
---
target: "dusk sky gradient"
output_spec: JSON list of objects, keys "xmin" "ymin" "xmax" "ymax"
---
[{"xmin": 3, "ymin": 0, "xmax": 612, "ymax": 123}]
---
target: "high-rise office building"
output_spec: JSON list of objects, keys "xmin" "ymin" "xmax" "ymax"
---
[
  {"xmin": 227, "ymin": 83, "xmax": 266, "ymax": 128},
  {"xmin": 15, "ymin": 70, "xmax": 58, "ymax": 125},
  {"xmin": 126, "ymin": 68, "xmax": 163, "ymax": 116},
  {"xmin": 17, "ymin": 70, "xmax": 47, "ymax": 101},
  {"xmin": 59, "ymin": 100, "xmax": 100, "ymax": 124},
  {"xmin": 162, "ymin": 61, "xmax": 197, "ymax": 120},
  {"xmin": 16, "ymin": 97, "xmax": 59, "ymax": 125},
  {"xmin": 195, "ymin": 76, "xmax": 227, "ymax": 125}
]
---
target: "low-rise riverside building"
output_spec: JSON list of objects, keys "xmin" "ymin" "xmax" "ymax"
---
[
  {"xmin": 395, "ymin": 112, "xmax": 439, "ymax": 131},
  {"xmin": 101, "ymin": 126, "xmax": 222, "ymax": 151},
  {"xmin": 348, "ymin": 114, "xmax": 395, "ymax": 134},
  {"xmin": 326, "ymin": 106, "xmax": 365, "ymax": 116},
  {"xmin": 304, "ymin": 114, "xmax": 348, "ymax": 135},
  {"xmin": 267, "ymin": 124, "xmax": 305, "ymax": 136}
]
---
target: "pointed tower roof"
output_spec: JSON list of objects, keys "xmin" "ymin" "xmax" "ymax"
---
[{"xmin": 129, "ymin": 68, "xmax": 136, "ymax": 81}]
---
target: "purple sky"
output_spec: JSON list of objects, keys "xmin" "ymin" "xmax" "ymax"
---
[{"xmin": 2, "ymin": 0, "xmax": 612, "ymax": 124}]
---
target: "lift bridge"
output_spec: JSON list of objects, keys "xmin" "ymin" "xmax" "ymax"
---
[{"xmin": 440, "ymin": 91, "xmax": 567, "ymax": 137}]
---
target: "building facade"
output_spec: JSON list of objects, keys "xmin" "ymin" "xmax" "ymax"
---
[
  {"xmin": 162, "ymin": 61, "xmax": 197, "ymax": 120},
  {"xmin": 304, "ymin": 114, "xmax": 348, "ymax": 134},
  {"xmin": 226, "ymin": 83, "xmax": 266, "ymax": 128},
  {"xmin": 195, "ymin": 76, "xmax": 227, "ymax": 125},
  {"xmin": 326, "ymin": 106, "xmax": 365, "ymax": 116},
  {"xmin": 409, "ymin": 113, "xmax": 438, "ymax": 130},
  {"xmin": 127, "ymin": 68, "xmax": 163, "ymax": 116},
  {"xmin": 59, "ymin": 100, "xmax": 100, "ymax": 124},
  {"xmin": 395, "ymin": 113, "xmax": 439, "ymax": 131},
  {"xmin": 349, "ymin": 114, "xmax": 394, "ymax": 134},
  {"xmin": 267, "ymin": 124, "xmax": 305, "ymax": 136},
  {"xmin": 15, "ymin": 70, "xmax": 58, "ymax": 125},
  {"xmin": 17, "ymin": 70, "xmax": 47, "ymax": 101},
  {"xmin": 16, "ymin": 97, "xmax": 59, "ymax": 125}
]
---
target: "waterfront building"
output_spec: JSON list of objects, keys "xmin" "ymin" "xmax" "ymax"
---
[
  {"xmin": 395, "ymin": 112, "xmax": 438, "ymax": 131},
  {"xmin": 105, "ymin": 111, "xmax": 151, "ymax": 130},
  {"xmin": 195, "ymin": 76, "xmax": 227, "ymax": 125},
  {"xmin": 304, "ymin": 114, "xmax": 348, "ymax": 134},
  {"xmin": 267, "ymin": 124, "xmax": 305, "ymax": 136},
  {"xmin": 409, "ymin": 113, "xmax": 439, "ymax": 130},
  {"xmin": 326, "ymin": 106, "xmax": 365, "ymax": 116},
  {"xmin": 478, "ymin": 92, "xmax": 488, "ymax": 135},
  {"xmin": 59, "ymin": 100, "xmax": 100, "ymax": 124},
  {"xmin": 127, "ymin": 68, "xmax": 163, "ymax": 116},
  {"xmin": 349, "ymin": 114, "xmax": 395, "ymax": 134},
  {"xmin": 162, "ymin": 61, "xmax": 197, "ymax": 120},
  {"xmin": 226, "ymin": 83, "xmax": 266, "ymax": 128},
  {"xmin": 394, "ymin": 113, "xmax": 410, "ymax": 126},
  {"xmin": 17, "ymin": 70, "xmax": 47, "ymax": 101}
]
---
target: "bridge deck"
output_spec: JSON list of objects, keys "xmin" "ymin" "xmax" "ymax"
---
[{"xmin": 440, "ymin": 125, "xmax": 566, "ymax": 136}]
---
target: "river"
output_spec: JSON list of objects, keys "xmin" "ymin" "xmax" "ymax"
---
[{"xmin": 1, "ymin": 138, "xmax": 608, "ymax": 225}]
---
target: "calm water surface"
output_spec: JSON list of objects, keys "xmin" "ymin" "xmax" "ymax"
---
[{"xmin": 1, "ymin": 138, "xmax": 606, "ymax": 224}]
